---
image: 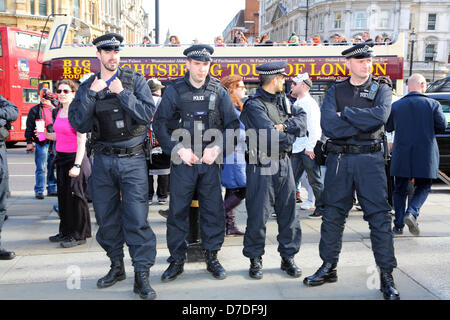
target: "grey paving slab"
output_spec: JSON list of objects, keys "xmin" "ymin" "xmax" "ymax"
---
[{"xmin": 1, "ymin": 182, "xmax": 450, "ymax": 300}]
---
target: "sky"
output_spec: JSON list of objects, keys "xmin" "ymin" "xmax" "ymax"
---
[{"xmin": 142, "ymin": 0, "xmax": 246, "ymax": 44}]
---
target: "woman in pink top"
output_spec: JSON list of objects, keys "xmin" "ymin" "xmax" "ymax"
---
[{"xmin": 45, "ymin": 80, "xmax": 92, "ymax": 248}]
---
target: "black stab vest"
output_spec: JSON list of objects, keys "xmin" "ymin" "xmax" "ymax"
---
[
  {"xmin": 335, "ymin": 77, "xmax": 385, "ymax": 141},
  {"xmin": 170, "ymin": 77, "xmax": 223, "ymax": 147},
  {"xmin": 92, "ymin": 68, "xmax": 147, "ymax": 142}
]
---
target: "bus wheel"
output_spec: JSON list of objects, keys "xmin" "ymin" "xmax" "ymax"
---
[{"xmin": 5, "ymin": 141, "xmax": 17, "ymax": 148}]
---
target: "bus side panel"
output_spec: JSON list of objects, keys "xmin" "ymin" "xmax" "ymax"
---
[{"xmin": 5, "ymin": 28, "xmax": 43, "ymax": 143}]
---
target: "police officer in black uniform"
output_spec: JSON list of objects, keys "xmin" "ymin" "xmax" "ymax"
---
[
  {"xmin": 68, "ymin": 33, "xmax": 157, "ymax": 299},
  {"xmin": 0, "ymin": 94, "xmax": 18, "ymax": 261},
  {"xmin": 153, "ymin": 44, "xmax": 240, "ymax": 282},
  {"xmin": 303, "ymin": 43, "xmax": 400, "ymax": 300},
  {"xmin": 240, "ymin": 61, "xmax": 307, "ymax": 280}
]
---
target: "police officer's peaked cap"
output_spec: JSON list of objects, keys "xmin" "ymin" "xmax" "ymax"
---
[
  {"xmin": 341, "ymin": 42, "xmax": 374, "ymax": 59},
  {"xmin": 183, "ymin": 44, "xmax": 214, "ymax": 62},
  {"xmin": 93, "ymin": 33, "xmax": 123, "ymax": 51},
  {"xmin": 256, "ymin": 61, "xmax": 288, "ymax": 76}
]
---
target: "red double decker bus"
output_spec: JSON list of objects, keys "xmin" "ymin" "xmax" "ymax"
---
[{"xmin": 0, "ymin": 27, "xmax": 47, "ymax": 146}]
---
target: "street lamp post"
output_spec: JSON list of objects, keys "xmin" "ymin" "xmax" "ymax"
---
[
  {"xmin": 155, "ymin": 0, "xmax": 159, "ymax": 44},
  {"xmin": 432, "ymin": 50, "xmax": 437, "ymax": 82},
  {"xmin": 305, "ymin": 0, "xmax": 309, "ymax": 41},
  {"xmin": 409, "ymin": 30, "xmax": 416, "ymax": 76}
]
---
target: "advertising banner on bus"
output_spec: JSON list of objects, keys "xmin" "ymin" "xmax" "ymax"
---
[{"xmin": 48, "ymin": 55, "xmax": 404, "ymax": 83}]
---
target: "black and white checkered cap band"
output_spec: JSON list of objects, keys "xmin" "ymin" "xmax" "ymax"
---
[
  {"xmin": 345, "ymin": 45, "xmax": 371, "ymax": 58},
  {"xmin": 95, "ymin": 37, "xmax": 121, "ymax": 47},
  {"xmin": 187, "ymin": 48, "xmax": 211, "ymax": 58},
  {"xmin": 258, "ymin": 68, "xmax": 286, "ymax": 75}
]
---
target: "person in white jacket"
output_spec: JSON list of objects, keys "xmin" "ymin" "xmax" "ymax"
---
[{"xmin": 290, "ymin": 73, "xmax": 325, "ymax": 218}]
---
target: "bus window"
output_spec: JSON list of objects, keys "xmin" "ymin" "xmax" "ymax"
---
[
  {"xmin": 23, "ymin": 88, "xmax": 39, "ymax": 104},
  {"xmin": 50, "ymin": 24, "xmax": 67, "ymax": 50},
  {"xmin": 16, "ymin": 32, "xmax": 44, "ymax": 51}
]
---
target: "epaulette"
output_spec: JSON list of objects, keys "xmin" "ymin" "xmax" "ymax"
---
[{"xmin": 374, "ymin": 76, "xmax": 392, "ymax": 87}]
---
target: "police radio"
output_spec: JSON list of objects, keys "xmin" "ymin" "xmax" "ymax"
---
[
  {"xmin": 367, "ymin": 81, "xmax": 379, "ymax": 101},
  {"xmin": 208, "ymin": 93, "xmax": 216, "ymax": 110}
]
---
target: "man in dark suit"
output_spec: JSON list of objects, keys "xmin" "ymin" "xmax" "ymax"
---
[{"xmin": 386, "ymin": 73, "xmax": 447, "ymax": 236}]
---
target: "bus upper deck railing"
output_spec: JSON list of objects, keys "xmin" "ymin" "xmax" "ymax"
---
[{"xmin": 61, "ymin": 41, "xmax": 395, "ymax": 49}]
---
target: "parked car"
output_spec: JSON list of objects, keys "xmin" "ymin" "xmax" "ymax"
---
[
  {"xmin": 427, "ymin": 76, "xmax": 450, "ymax": 93},
  {"xmin": 427, "ymin": 92, "xmax": 450, "ymax": 175}
]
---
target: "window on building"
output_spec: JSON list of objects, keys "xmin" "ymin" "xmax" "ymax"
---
[
  {"xmin": 30, "ymin": 0, "xmax": 35, "ymax": 15},
  {"xmin": 334, "ymin": 11, "xmax": 342, "ymax": 29},
  {"xmin": 91, "ymin": 2, "xmax": 96, "ymax": 25},
  {"xmin": 428, "ymin": 14, "xmax": 436, "ymax": 30},
  {"xmin": 379, "ymin": 11, "xmax": 389, "ymax": 28},
  {"xmin": 0, "ymin": 0, "xmax": 5, "ymax": 12},
  {"xmin": 318, "ymin": 14, "xmax": 324, "ymax": 32},
  {"xmin": 39, "ymin": 0, "xmax": 47, "ymax": 16},
  {"xmin": 74, "ymin": 0, "xmax": 80, "ymax": 19},
  {"xmin": 425, "ymin": 44, "xmax": 436, "ymax": 62},
  {"xmin": 355, "ymin": 11, "xmax": 366, "ymax": 29}
]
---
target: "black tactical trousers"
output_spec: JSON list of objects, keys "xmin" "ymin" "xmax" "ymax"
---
[
  {"xmin": 319, "ymin": 151, "xmax": 397, "ymax": 273},
  {"xmin": 90, "ymin": 152, "xmax": 157, "ymax": 272},
  {"xmin": 167, "ymin": 162, "xmax": 225, "ymax": 262},
  {"xmin": 243, "ymin": 157, "xmax": 302, "ymax": 259},
  {"xmin": 0, "ymin": 144, "xmax": 8, "ymax": 248}
]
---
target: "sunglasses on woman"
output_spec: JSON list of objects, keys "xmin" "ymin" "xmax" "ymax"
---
[{"xmin": 56, "ymin": 89, "xmax": 73, "ymax": 94}]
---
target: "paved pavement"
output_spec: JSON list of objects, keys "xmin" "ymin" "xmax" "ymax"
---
[{"xmin": 1, "ymin": 181, "xmax": 450, "ymax": 302}]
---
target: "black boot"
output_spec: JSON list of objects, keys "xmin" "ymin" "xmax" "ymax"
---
[
  {"xmin": 205, "ymin": 250, "xmax": 227, "ymax": 280},
  {"xmin": 380, "ymin": 272, "xmax": 400, "ymax": 300},
  {"xmin": 97, "ymin": 260, "xmax": 126, "ymax": 288},
  {"xmin": 161, "ymin": 260, "xmax": 185, "ymax": 282},
  {"xmin": 0, "ymin": 248, "xmax": 15, "ymax": 260},
  {"xmin": 303, "ymin": 262, "xmax": 337, "ymax": 286},
  {"xmin": 225, "ymin": 210, "xmax": 244, "ymax": 237},
  {"xmin": 281, "ymin": 256, "xmax": 302, "ymax": 278},
  {"xmin": 134, "ymin": 271, "xmax": 157, "ymax": 300},
  {"xmin": 249, "ymin": 256, "xmax": 263, "ymax": 280},
  {"xmin": 224, "ymin": 193, "xmax": 244, "ymax": 236}
]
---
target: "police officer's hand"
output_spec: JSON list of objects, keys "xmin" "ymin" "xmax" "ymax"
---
[
  {"xmin": 305, "ymin": 150, "xmax": 315, "ymax": 160},
  {"xmin": 90, "ymin": 77, "xmax": 107, "ymax": 92},
  {"xmin": 201, "ymin": 147, "xmax": 219, "ymax": 165},
  {"xmin": 177, "ymin": 147, "xmax": 199, "ymax": 166},
  {"xmin": 109, "ymin": 78, "xmax": 124, "ymax": 94},
  {"xmin": 274, "ymin": 124, "xmax": 285, "ymax": 132}
]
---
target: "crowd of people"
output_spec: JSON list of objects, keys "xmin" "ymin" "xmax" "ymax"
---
[
  {"xmin": 0, "ymin": 29, "xmax": 445, "ymax": 302},
  {"xmin": 140, "ymin": 30, "xmax": 393, "ymax": 47}
]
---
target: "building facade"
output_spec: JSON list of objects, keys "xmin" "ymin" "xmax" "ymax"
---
[
  {"xmin": 259, "ymin": 0, "xmax": 449, "ymax": 81},
  {"xmin": 0, "ymin": 0, "xmax": 148, "ymax": 44},
  {"xmin": 223, "ymin": 0, "xmax": 260, "ymax": 44}
]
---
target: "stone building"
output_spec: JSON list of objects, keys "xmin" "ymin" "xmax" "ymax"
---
[
  {"xmin": 0, "ymin": 0, "xmax": 148, "ymax": 44},
  {"xmin": 223, "ymin": 0, "xmax": 260, "ymax": 44},
  {"xmin": 259, "ymin": 0, "xmax": 449, "ymax": 81}
]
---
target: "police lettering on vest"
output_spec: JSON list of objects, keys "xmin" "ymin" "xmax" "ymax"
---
[{"xmin": 168, "ymin": 76, "xmax": 223, "ymax": 149}]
